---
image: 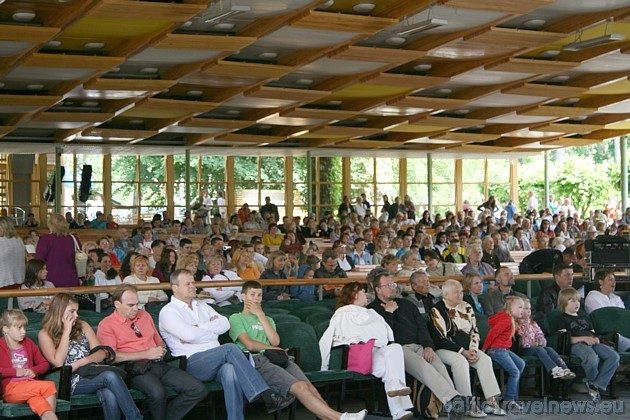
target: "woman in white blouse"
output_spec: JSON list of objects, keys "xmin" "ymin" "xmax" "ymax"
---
[
  {"xmin": 585, "ymin": 269, "xmax": 630, "ymax": 351},
  {"xmin": 507, "ymin": 228, "xmax": 531, "ymax": 251},
  {"xmin": 201, "ymin": 254, "xmax": 242, "ymax": 306},
  {"xmin": 122, "ymin": 254, "xmax": 168, "ymax": 309},
  {"xmin": 319, "ymin": 282, "xmax": 413, "ymax": 420}
]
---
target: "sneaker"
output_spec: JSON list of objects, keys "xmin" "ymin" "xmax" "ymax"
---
[
  {"xmin": 562, "ymin": 369, "xmax": 577, "ymax": 380},
  {"xmin": 483, "ymin": 400, "xmax": 506, "ymax": 416},
  {"xmin": 340, "ymin": 409, "xmax": 367, "ymax": 420},
  {"xmin": 265, "ymin": 392, "xmax": 296, "ymax": 414},
  {"xmin": 444, "ymin": 395, "xmax": 466, "ymax": 418},
  {"xmin": 393, "ymin": 411, "xmax": 414, "ymax": 420},
  {"xmin": 504, "ymin": 401, "xmax": 523, "ymax": 412},
  {"xmin": 466, "ymin": 401, "xmax": 488, "ymax": 418},
  {"xmin": 552, "ymin": 366, "xmax": 565, "ymax": 379},
  {"xmin": 387, "ymin": 387, "xmax": 412, "ymax": 397},
  {"xmin": 586, "ymin": 382, "xmax": 600, "ymax": 402}
]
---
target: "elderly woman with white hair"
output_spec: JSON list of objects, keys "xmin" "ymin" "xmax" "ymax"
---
[{"xmin": 429, "ymin": 279, "xmax": 505, "ymax": 417}]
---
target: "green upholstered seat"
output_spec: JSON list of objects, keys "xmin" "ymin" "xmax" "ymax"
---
[{"xmin": 1, "ymin": 399, "xmax": 71, "ymax": 417}]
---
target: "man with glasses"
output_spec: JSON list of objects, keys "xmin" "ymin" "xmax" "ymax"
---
[
  {"xmin": 97, "ymin": 284, "xmax": 207, "ymax": 420},
  {"xmin": 368, "ymin": 272, "xmax": 464, "ymax": 416}
]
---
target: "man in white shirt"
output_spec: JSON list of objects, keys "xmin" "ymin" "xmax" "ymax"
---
[{"xmin": 159, "ymin": 269, "xmax": 294, "ymax": 418}]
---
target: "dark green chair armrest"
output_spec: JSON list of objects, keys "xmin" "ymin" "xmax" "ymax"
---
[
  {"xmin": 287, "ymin": 347, "xmax": 301, "ymax": 364},
  {"xmin": 41, "ymin": 366, "xmax": 73, "ymax": 400}
]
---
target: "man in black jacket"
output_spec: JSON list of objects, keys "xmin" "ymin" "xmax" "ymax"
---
[
  {"xmin": 534, "ymin": 263, "xmax": 574, "ymax": 329},
  {"xmin": 368, "ymin": 272, "xmax": 463, "ymax": 414}
]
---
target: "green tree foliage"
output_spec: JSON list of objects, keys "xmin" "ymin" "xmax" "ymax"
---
[{"xmin": 518, "ymin": 140, "xmax": 625, "ymax": 217}]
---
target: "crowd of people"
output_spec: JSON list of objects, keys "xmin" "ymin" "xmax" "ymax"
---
[{"xmin": 0, "ymin": 194, "xmax": 629, "ymax": 418}]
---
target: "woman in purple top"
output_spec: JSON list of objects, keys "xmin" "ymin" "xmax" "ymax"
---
[{"xmin": 35, "ymin": 213, "xmax": 81, "ymax": 287}]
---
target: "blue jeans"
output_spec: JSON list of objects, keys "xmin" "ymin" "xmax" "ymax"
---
[
  {"xmin": 186, "ymin": 343, "xmax": 270, "ymax": 420},
  {"xmin": 571, "ymin": 342, "xmax": 619, "ymax": 390},
  {"xmin": 522, "ymin": 346, "xmax": 567, "ymax": 373},
  {"xmin": 74, "ymin": 370, "xmax": 142, "ymax": 420},
  {"xmin": 487, "ymin": 348, "xmax": 525, "ymax": 402}
]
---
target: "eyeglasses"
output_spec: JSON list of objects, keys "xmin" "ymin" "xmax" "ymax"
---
[
  {"xmin": 130, "ymin": 322, "xmax": 143, "ymax": 338},
  {"xmin": 379, "ymin": 282, "xmax": 397, "ymax": 289}
]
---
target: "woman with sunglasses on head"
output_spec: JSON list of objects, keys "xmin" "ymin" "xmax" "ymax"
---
[{"xmin": 38, "ymin": 294, "xmax": 142, "ymax": 420}]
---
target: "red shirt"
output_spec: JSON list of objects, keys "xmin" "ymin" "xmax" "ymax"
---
[
  {"xmin": 0, "ymin": 338, "xmax": 50, "ymax": 391},
  {"xmin": 483, "ymin": 311, "xmax": 515, "ymax": 350},
  {"xmin": 97, "ymin": 309, "xmax": 163, "ymax": 354}
]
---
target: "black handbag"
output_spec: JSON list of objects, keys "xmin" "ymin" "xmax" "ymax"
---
[
  {"xmin": 265, "ymin": 349, "xmax": 290, "ymax": 368},
  {"xmin": 76, "ymin": 363, "xmax": 126, "ymax": 379}
]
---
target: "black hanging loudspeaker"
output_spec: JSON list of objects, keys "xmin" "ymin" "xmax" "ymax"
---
[{"xmin": 79, "ymin": 165, "xmax": 92, "ymax": 203}]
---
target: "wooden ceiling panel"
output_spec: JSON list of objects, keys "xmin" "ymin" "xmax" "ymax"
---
[{"xmin": 0, "ymin": 0, "xmax": 629, "ymax": 153}]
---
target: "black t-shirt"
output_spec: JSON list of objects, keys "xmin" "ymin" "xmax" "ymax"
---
[{"xmin": 561, "ymin": 312, "xmax": 595, "ymax": 337}]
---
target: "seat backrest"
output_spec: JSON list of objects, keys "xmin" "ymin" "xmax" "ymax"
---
[
  {"xmin": 590, "ymin": 306, "xmax": 630, "ymax": 337},
  {"xmin": 276, "ymin": 321, "xmax": 321, "ymax": 372},
  {"xmin": 291, "ymin": 305, "xmax": 332, "ymax": 321},
  {"xmin": 475, "ymin": 313, "xmax": 489, "ymax": 347},
  {"xmin": 305, "ymin": 311, "xmax": 333, "ymax": 327}
]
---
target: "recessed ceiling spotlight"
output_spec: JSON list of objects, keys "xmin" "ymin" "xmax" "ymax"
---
[
  {"xmin": 571, "ymin": 115, "xmax": 587, "ymax": 121},
  {"xmin": 295, "ymin": 79, "xmax": 313, "ymax": 86},
  {"xmin": 84, "ymin": 42, "xmax": 105, "ymax": 50},
  {"xmin": 12, "ymin": 11, "xmax": 36, "ymax": 22},
  {"xmin": 186, "ymin": 90, "xmax": 203, "ymax": 97},
  {"xmin": 258, "ymin": 125, "xmax": 273, "ymax": 130},
  {"xmin": 45, "ymin": 40, "xmax": 62, "ymax": 48},
  {"xmin": 26, "ymin": 84, "xmax": 44, "ymax": 90},
  {"xmin": 319, "ymin": 0, "xmax": 334, "ymax": 9},
  {"xmin": 436, "ymin": 88, "xmax": 452, "ymax": 95},
  {"xmin": 140, "ymin": 67, "xmax": 159, "ymax": 74},
  {"xmin": 0, "ymin": 82, "xmax": 5, "ymax": 89},
  {"xmin": 454, "ymin": 109, "xmax": 470, "ymax": 115},
  {"xmin": 413, "ymin": 63, "xmax": 432, "ymax": 72},
  {"xmin": 355, "ymin": 117, "xmax": 369, "ymax": 123},
  {"xmin": 564, "ymin": 98, "xmax": 580, "ymax": 104},
  {"xmin": 552, "ymin": 75, "xmax": 570, "ymax": 82},
  {"xmin": 326, "ymin": 100, "xmax": 342, "ymax": 106},
  {"xmin": 226, "ymin": 110, "xmax": 241, "ymax": 115},
  {"xmin": 523, "ymin": 19, "xmax": 546, "ymax": 29},
  {"xmin": 181, "ymin": 21, "xmax": 193, "ymax": 28},
  {"xmin": 352, "ymin": 2, "xmax": 375, "ymax": 13},
  {"xmin": 385, "ymin": 37, "xmax": 406, "ymax": 46},
  {"xmin": 82, "ymin": 101, "xmax": 99, "ymax": 107},
  {"xmin": 540, "ymin": 49, "xmax": 560, "ymax": 58},
  {"xmin": 110, "ymin": 67, "xmax": 121, "ymax": 73},
  {"xmin": 129, "ymin": 119, "xmax": 144, "ymax": 125},
  {"xmin": 259, "ymin": 52, "xmax": 278, "ymax": 60},
  {"xmin": 214, "ymin": 22, "xmax": 235, "ymax": 30}
]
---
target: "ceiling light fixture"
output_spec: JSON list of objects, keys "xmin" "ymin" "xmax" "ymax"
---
[
  {"xmin": 0, "ymin": 82, "xmax": 5, "ymax": 89},
  {"xmin": 12, "ymin": 11, "xmax": 36, "ymax": 22},
  {"xmin": 540, "ymin": 49, "xmax": 560, "ymax": 58},
  {"xmin": 46, "ymin": 40, "xmax": 62, "ymax": 48},
  {"xmin": 186, "ymin": 90, "xmax": 203, "ymax": 97},
  {"xmin": 84, "ymin": 42, "xmax": 105, "ymax": 50},
  {"xmin": 205, "ymin": 5, "xmax": 251, "ymax": 24},
  {"xmin": 259, "ymin": 52, "xmax": 278, "ymax": 60},
  {"xmin": 563, "ymin": 19, "xmax": 625, "ymax": 51},
  {"xmin": 523, "ymin": 19, "xmax": 546, "ymax": 29},
  {"xmin": 319, "ymin": 0, "xmax": 334, "ymax": 10},
  {"xmin": 413, "ymin": 63, "xmax": 432, "ymax": 72},
  {"xmin": 140, "ymin": 67, "xmax": 159, "ymax": 74},
  {"xmin": 385, "ymin": 37, "xmax": 406, "ymax": 46},
  {"xmin": 82, "ymin": 101, "xmax": 99, "ymax": 107},
  {"xmin": 26, "ymin": 84, "xmax": 44, "ymax": 90},
  {"xmin": 326, "ymin": 100, "xmax": 342, "ymax": 106},
  {"xmin": 295, "ymin": 79, "xmax": 313, "ymax": 86},
  {"xmin": 435, "ymin": 88, "xmax": 452, "ymax": 95},
  {"xmin": 352, "ymin": 3, "xmax": 375, "ymax": 13},
  {"xmin": 214, "ymin": 22, "xmax": 235, "ymax": 30},
  {"xmin": 397, "ymin": 18, "xmax": 448, "ymax": 37},
  {"xmin": 552, "ymin": 75, "xmax": 570, "ymax": 82}
]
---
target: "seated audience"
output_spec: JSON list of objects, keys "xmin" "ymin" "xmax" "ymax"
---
[
  {"xmin": 461, "ymin": 273, "xmax": 485, "ymax": 314},
  {"xmin": 122, "ymin": 254, "xmax": 168, "ymax": 310},
  {"xmin": 405, "ymin": 271, "xmax": 439, "ymax": 314},
  {"xmin": 423, "ymin": 251, "xmax": 462, "ymax": 278},
  {"xmin": 200, "ymin": 255, "xmax": 242, "ymax": 306},
  {"xmin": 260, "ymin": 251, "xmax": 291, "ymax": 301},
  {"xmin": 481, "ymin": 267, "xmax": 526, "ymax": 316}
]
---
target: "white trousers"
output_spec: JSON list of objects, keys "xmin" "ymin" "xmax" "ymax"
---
[
  {"xmin": 436, "ymin": 349, "xmax": 501, "ymax": 399},
  {"xmin": 372, "ymin": 343, "xmax": 413, "ymax": 418},
  {"xmin": 402, "ymin": 343, "xmax": 459, "ymax": 404}
]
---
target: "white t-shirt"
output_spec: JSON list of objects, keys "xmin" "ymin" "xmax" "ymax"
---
[
  {"xmin": 584, "ymin": 290, "xmax": 625, "ymax": 314},
  {"xmin": 94, "ymin": 270, "xmax": 121, "ymax": 299}
]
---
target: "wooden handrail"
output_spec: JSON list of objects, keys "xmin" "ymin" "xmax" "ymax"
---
[{"xmin": 0, "ymin": 274, "xmax": 555, "ymax": 299}]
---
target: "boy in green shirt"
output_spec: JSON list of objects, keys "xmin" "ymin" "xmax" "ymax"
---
[{"xmin": 229, "ymin": 281, "xmax": 366, "ymax": 420}]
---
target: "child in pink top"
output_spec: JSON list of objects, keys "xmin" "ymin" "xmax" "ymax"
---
[
  {"xmin": 0, "ymin": 309, "xmax": 58, "ymax": 419},
  {"xmin": 516, "ymin": 298, "xmax": 575, "ymax": 380}
]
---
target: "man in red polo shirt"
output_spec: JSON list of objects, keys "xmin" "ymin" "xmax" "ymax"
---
[{"xmin": 97, "ymin": 284, "xmax": 207, "ymax": 420}]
